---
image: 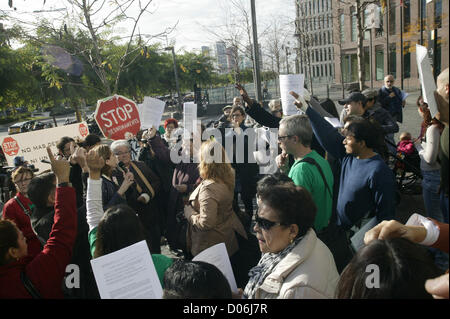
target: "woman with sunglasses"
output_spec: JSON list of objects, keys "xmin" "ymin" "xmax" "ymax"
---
[{"xmin": 244, "ymin": 184, "xmax": 339, "ymax": 299}]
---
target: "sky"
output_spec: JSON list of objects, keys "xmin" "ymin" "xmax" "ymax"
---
[{"xmin": 1, "ymin": 0, "xmax": 296, "ymax": 52}]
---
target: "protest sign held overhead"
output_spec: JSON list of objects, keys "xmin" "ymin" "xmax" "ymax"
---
[
  {"xmin": 280, "ymin": 74, "xmax": 304, "ymax": 116},
  {"xmin": 95, "ymin": 95, "xmax": 141, "ymax": 140},
  {"xmin": 139, "ymin": 96, "xmax": 166, "ymax": 130},
  {"xmin": 0, "ymin": 122, "xmax": 89, "ymax": 172}
]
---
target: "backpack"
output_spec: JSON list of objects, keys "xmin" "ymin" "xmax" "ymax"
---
[{"xmin": 300, "ymin": 157, "xmax": 354, "ymax": 274}]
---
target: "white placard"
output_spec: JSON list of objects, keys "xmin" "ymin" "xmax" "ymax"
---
[
  {"xmin": 140, "ymin": 97, "xmax": 166, "ymax": 130},
  {"xmin": 416, "ymin": 44, "xmax": 438, "ymax": 118},
  {"xmin": 324, "ymin": 117, "xmax": 343, "ymax": 128},
  {"xmin": 1, "ymin": 122, "xmax": 89, "ymax": 172},
  {"xmin": 279, "ymin": 74, "xmax": 304, "ymax": 116},
  {"xmin": 90, "ymin": 240, "xmax": 163, "ymax": 299},
  {"xmin": 192, "ymin": 243, "xmax": 238, "ymax": 293},
  {"xmin": 183, "ymin": 102, "xmax": 198, "ymax": 138}
]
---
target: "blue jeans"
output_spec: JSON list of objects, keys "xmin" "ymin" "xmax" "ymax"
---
[
  {"xmin": 422, "ymin": 170, "xmax": 448, "ymax": 270},
  {"xmin": 421, "ymin": 170, "xmax": 443, "ymax": 222}
]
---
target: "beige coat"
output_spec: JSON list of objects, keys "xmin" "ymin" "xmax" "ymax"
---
[
  {"xmin": 254, "ymin": 229, "xmax": 340, "ymax": 299},
  {"xmin": 186, "ymin": 179, "xmax": 247, "ymax": 257}
]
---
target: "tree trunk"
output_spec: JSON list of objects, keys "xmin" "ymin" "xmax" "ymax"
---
[{"xmin": 356, "ymin": 0, "xmax": 365, "ymax": 91}]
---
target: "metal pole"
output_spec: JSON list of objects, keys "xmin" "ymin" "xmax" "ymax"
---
[
  {"xmin": 285, "ymin": 46, "xmax": 290, "ymax": 74},
  {"xmin": 250, "ymin": 0, "xmax": 262, "ymax": 102},
  {"xmin": 386, "ymin": 0, "xmax": 390, "ymax": 74},
  {"xmin": 419, "ymin": 0, "xmax": 424, "ymax": 45},
  {"xmin": 369, "ymin": 28, "xmax": 373, "ymax": 89},
  {"xmin": 171, "ymin": 47, "xmax": 182, "ymax": 113},
  {"xmin": 400, "ymin": 1, "xmax": 404, "ymax": 90}
]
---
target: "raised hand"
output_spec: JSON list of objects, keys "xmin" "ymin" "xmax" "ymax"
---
[
  {"xmin": 46, "ymin": 146, "xmax": 70, "ymax": 184},
  {"xmin": 86, "ymin": 150, "xmax": 105, "ymax": 175},
  {"xmin": 235, "ymin": 83, "xmax": 253, "ymax": 106}
]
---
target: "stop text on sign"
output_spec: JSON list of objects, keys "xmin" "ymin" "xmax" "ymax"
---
[{"xmin": 100, "ymin": 103, "xmax": 135, "ymax": 128}]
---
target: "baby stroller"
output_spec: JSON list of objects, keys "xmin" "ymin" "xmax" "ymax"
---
[{"xmin": 388, "ymin": 138, "xmax": 422, "ymax": 195}]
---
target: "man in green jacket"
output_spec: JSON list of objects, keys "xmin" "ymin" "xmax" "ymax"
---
[{"xmin": 276, "ymin": 114, "xmax": 334, "ymax": 232}]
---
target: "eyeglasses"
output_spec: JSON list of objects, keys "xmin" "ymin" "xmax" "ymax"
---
[
  {"xmin": 15, "ymin": 178, "xmax": 32, "ymax": 185},
  {"xmin": 277, "ymin": 135, "xmax": 293, "ymax": 142},
  {"xmin": 114, "ymin": 151, "xmax": 130, "ymax": 156},
  {"xmin": 255, "ymin": 214, "xmax": 282, "ymax": 230}
]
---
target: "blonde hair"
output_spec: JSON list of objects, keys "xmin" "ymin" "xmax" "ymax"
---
[
  {"xmin": 399, "ymin": 132, "xmax": 412, "ymax": 141},
  {"xmin": 11, "ymin": 166, "xmax": 34, "ymax": 183},
  {"xmin": 91, "ymin": 144, "xmax": 113, "ymax": 177},
  {"xmin": 199, "ymin": 140, "xmax": 235, "ymax": 192}
]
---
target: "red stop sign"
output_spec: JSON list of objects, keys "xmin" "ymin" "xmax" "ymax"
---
[
  {"xmin": 2, "ymin": 136, "xmax": 20, "ymax": 156},
  {"xmin": 94, "ymin": 95, "xmax": 141, "ymax": 140},
  {"xmin": 78, "ymin": 123, "xmax": 89, "ymax": 137}
]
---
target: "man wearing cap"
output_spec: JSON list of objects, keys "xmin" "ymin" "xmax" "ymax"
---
[
  {"xmin": 216, "ymin": 105, "xmax": 232, "ymax": 129},
  {"xmin": 339, "ymin": 91, "xmax": 399, "ymax": 155},
  {"xmin": 377, "ymin": 75, "xmax": 407, "ymax": 123}
]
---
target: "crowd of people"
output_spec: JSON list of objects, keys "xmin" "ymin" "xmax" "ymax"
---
[{"xmin": 0, "ymin": 68, "xmax": 448, "ymax": 299}]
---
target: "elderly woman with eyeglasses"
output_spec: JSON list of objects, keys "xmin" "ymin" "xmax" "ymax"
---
[
  {"xmin": 1, "ymin": 166, "xmax": 41, "ymax": 254},
  {"xmin": 243, "ymin": 184, "xmax": 339, "ymax": 299}
]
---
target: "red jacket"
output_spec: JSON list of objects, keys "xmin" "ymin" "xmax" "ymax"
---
[
  {"xmin": 431, "ymin": 219, "xmax": 449, "ymax": 254},
  {"xmin": 2, "ymin": 192, "xmax": 42, "ymax": 255},
  {"xmin": 0, "ymin": 187, "xmax": 77, "ymax": 298}
]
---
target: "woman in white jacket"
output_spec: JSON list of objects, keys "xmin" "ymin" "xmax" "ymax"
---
[{"xmin": 243, "ymin": 184, "xmax": 339, "ymax": 299}]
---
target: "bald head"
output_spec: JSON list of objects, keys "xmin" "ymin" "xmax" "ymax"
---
[{"xmin": 435, "ymin": 68, "xmax": 449, "ymax": 125}]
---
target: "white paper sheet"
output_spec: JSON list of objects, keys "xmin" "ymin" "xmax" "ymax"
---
[
  {"xmin": 192, "ymin": 243, "xmax": 238, "ymax": 293},
  {"xmin": 324, "ymin": 117, "xmax": 343, "ymax": 128},
  {"xmin": 279, "ymin": 74, "xmax": 304, "ymax": 116},
  {"xmin": 90, "ymin": 240, "xmax": 163, "ymax": 299},
  {"xmin": 140, "ymin": 97, "xmax": 166, "ymax": 130},
  {"xmin": 183, "ymin": 102, "xmax": 198, "ymax": 138},
  {"xmin": 416, "ymin": 44, "xmax": 438, "ymax": 118}
]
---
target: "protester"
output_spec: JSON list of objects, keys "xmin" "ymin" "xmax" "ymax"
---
[
  {"xmin": 84, "ymin": 150, "xmax": 173, "ymax": 286},
  {"xmin": 434, "ymin": 68, "xmax": 449, "ymax": 222},
  {"xmin": 26, "ymin": 173, "xmax": 57, "ymax": 246},
  {"xmin": 110, "ymin": 139, "xmax": 162, "ymax": 254},
  {"xmin": 243, "ymin": 184, "xmax": 339, "ymax": 299},
  {"xmin": 415, "ymin": 98, "xmax": 445, "ymax": 222},
  {"xmin": 216, "ymin": 105, "xmax": 232, "ymax": 128},
  {"xmin": 162, "ymin": 118, "xmax": 182, "ymax": 149},
  {"xmin": 290, "ymin": 90, "xmax": 396, "ymax": 231},
  {"xmin": 183, "ymin": 140, "xmax": 248, "ymax": 283},
  {"xmin": 89, "ymin": 144, "xmax": 130, "ymax": 210},
  {"xmin": 80, "ymin": 134, "xmax": 101, "ymax": 152},
  {"xmin": 0, "ymin": 147, "xmax": 77, "ymax": 298},
  {"xmin": 56, "ymin": 136, "xmax": 85, "ymax": 208},
  {"xmin": 363, "ymin": 216, "xmax": 449, "ymax": 299},
  {"xmin": 225, "ymin": 105, "xmax": 259, "ymax": 222},
  {"xmin": 269, "ymin": 99, "xmax": 282, "ymax": 118},
  {"xmin": 377, "ymin": 74, "xmax": 407, "ymax": 123},
  {"xmin": 276, "ymin": 114, "xmax": 333, "ymax": 232},
  {"xmin": 163, "ymin": 260, "xmax": 232, "ymax": 299},
  {"xmin": 166, "ymin": 137, "xmax": 202, "ymax": 254},
  {"xmin": 335, "ymin": 237, "xmax": 444, "ymax": 299}
]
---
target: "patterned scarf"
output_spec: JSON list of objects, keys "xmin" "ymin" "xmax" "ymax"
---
[{"xmin": 243, "ymin": 236, "xmax": 303, "ymax": 299}]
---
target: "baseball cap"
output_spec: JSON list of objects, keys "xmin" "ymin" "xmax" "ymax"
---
[
  {"xmin": 361, "ymin": 89, "xmax": 378, "ymax": 100},
  {"xmin": 338, "ymin": 92, "xmax": 367, "ymax": 105},
  {"xmin": 222, "ymin": 105, "xmax": 232, "ymax": 112}
]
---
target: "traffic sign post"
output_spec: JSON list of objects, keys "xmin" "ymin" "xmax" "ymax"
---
[{"xmin": 94, "ymin": 95, "xmax": 141, "ymax": 140}]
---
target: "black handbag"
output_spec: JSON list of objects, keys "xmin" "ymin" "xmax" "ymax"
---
[{"xmin": 299, "ymin": 157, "xmax": 354, "ymax": 274}]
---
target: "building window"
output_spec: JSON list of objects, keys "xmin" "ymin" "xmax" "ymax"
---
[
  {"xmin": 340, "ymin": 12, "xmax": 345, "ymax": 42},
  {"xmin": 435, "ymin": 37, "xmax": 442, "ymax": 76},
  {"xmin": 419, "ymin": 0, "xmax": 426, "ymax": 30},
  {"xmin": 363, "ymin": 9, "xmax": 370, "ymax": 40},
  {"xmin": 375, "ymin": 6, "xmax": 383, "ymax": 37},
  {"xmin": 389, "ymin": 43, "xmax": 396, "ymax": 78},
  {"xmin": 351, "ymin": 6, "xmax": 357, "ymax": 42},
  {"xmin": 404, "ymin": 41, "xmax": 411, "ymax": 78},
  {"xmin": 364, "ymin": 47, "xmax": 370, "ymax": 81},
  {"xmin": 375, "ymin": 45, "xmax": 384, "ymax": 80},
  {"xmin": 435, "ymin": 0, "xmax": 442, "ymax": 28},
  {"xmin": 403, "ymin": 0, "xmax": 410, "ymax": 32},
  {"xmin": 389, "ymin": 0, "xmax": 395, "ymax": 35}
]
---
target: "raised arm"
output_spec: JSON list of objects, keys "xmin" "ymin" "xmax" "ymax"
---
[
  {"xmin": 290, "ymin": 91, "xmax": 346, "ymax": 159},
  {"xmin": 26, "ymin": 147, "xmax": 77, "ymax": 298}
]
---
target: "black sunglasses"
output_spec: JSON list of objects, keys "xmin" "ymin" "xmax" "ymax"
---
[{"xmin": 255, "ymin": 214, "xmax": 282, "ymax": 230}]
